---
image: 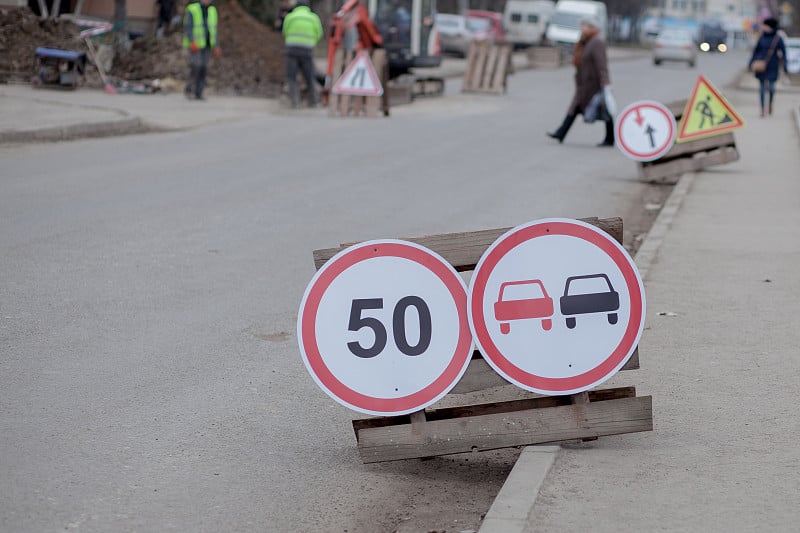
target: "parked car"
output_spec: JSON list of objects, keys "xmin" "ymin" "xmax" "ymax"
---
[
  {"xmin": 466, "ymin": 9, "xmax": 507, "ymax": 41},
  {"xmin": 785, "ymin": 37, "xmax": 800, "ymax": 74},
  {"xmin": 653, "ymin": 28, "xmax": 697, "ymax": 67},
  {"xmin": 545, "ymin": 0, "xmax": 607, "ymax": 49},
  {"xmin": 435, "ymin": 13, "xmax": 493, "ymax": 57}
]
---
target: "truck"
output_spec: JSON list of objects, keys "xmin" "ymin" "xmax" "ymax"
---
[
  {"xmin": 544, "ymin": 0, "xmax": 607, "ymax": 50},
  {"xmin": 502, "ymin": 0, "xmax": 555, "ymax": 48}
]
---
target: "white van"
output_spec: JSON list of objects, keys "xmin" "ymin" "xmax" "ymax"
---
[
  {"xmin": 503, "ymin": 0, "xmax": 556, "ymax": 48},
  {"xmin": 545, "ymin": 0, "xmax": 607, "ymax": 48}
]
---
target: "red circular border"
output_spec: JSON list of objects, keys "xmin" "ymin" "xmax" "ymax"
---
[
  {"xmin": 470, "ymin": 221, "xmax": 644, "ymax": 393},
  {"xmin": 300, "ymin": 242, "xmax": 472, "ymax": 414},
  {"xmin": 615, "ymin": 102, "xmax": 676, "ymax": 161}
]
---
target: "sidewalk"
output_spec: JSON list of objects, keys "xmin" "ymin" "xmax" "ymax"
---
[
  {"xmin": 480, "ymin": 84, "xmax": 800, "ymax": 532},
  {"xmin": 1, "ymin": 47, "xmax": 646, "ymax": 145},
  {"xmin": 0, "ymin": 83, "xmax": 277, "ymax": 144}
]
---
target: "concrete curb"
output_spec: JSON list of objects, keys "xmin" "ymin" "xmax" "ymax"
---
[
  {"xmin": 0, "ymin": 117, "xmax": 151, "ymax": 145},
  {"xmin": 634, "ymin": 172, "xmax": 696, "ymax": 281},
  {"xmin": 478, "ymin": 446, "xmax": 560, "ymax": 533}
]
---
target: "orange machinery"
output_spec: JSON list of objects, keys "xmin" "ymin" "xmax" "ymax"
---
[{"xmin": 323, "ymin": 0, "xmax": 384, "ymax": 101}]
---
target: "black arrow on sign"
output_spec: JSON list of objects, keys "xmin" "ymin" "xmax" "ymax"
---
[{"xmin": 644, "ymin": 124, "xmax": 656, "ymax": 148}]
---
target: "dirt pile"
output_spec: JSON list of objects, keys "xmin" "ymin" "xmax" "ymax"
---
[
  {"xmin": 109, "ymin": 0, "xmax": 287, "ymax": 96},
  {"xmin": 0, "ymin": 7, "xmax": 87, "ymax": 82},
  {"xmin": 1, "ymin": 1, "xmax": 287, "ymax": 96}
]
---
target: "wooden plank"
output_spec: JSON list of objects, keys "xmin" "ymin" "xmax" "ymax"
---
[
  {"xmin": 451, "ymin": 346, "xmax": 639, "ymax": 394},
  {"xmin": 665, "ymin": 99, "xmax": 687, "ymax": 120},
  {"xmin": 365, "ymin": 49, "xmax": 386, "ymax": 117},
  {"xmin": 313, "ymin": 216, "xmax": 623, "ymax": 271},
  {"xmin": 355, "ymin": 395, "xmax": 652, "ymax": 463},
  {"xmin": 353, "ymin": 386, "xmax": 637, "ymax": 433},
  {"xmin": 639, "ymin": 146, "xmax": 739, "ymax": 182},
  {"xmin": 654, "ymin": 132, "xmax": 736, "ymax": 161},
  {"xmin": 337, "ymin": 51, "xmax": 355, "ymax": 117},
  {"xmin": 328, "ymin": 49, "xmax": 345, "ymax": 116},
  {"xmin": 467, "ymin": 42, "xmax": 489, "ymax": 92},
  {"xmin": 490, "ymin": 44, "xmax": 512, "ymax": 94},
  {"xmin": 463, "ymin": 41, "xmax": 479, "ymax": 91},
  {"xmin": 481, "ymin": 45, "xmax": 499, "ymax": 90},
  {"xmin": 451, "ymin": 353, "xmax": 506, "ymax": 393},
  {"xmin": 352, "ymin": 95, "xmax": 364, "ymax": 116},
  {"xmin": 527, "ymin": 46, "xmax": 560, "ymax": 69}
]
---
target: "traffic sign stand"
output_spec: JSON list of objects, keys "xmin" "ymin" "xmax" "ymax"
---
[
  {"xmin": 328, "ymin": 49, "xmax": 389, "ymax": 118},
  {"xmin": 310, "ymin": 217, "xmax": 652, "ymax": 464},
  {"xmin": 636, "ymin": 100, "xmax": 740, "ymax": 184}
]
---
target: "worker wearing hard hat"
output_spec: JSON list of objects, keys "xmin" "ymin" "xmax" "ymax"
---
[
  {"xmin": 183, "ymin": 0, "xmax": 221, "ymax": 100},
  {"xmin": 282, "ymin": 0, "xmax": 323, "ymax": 108}
]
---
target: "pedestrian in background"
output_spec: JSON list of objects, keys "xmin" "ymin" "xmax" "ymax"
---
[
  {"xmin": 282, "ymin": 0, "xmax": 323, "ymax": 109},
  {"xmin": 155, "ymin": 0, "xmax": 175, "ymax": 38},
  {"xmin": 183, "ymin": 0, "xmax": 221, "ymax": 101},
  {"xmin": 547, "ymin": 18, "xmax": 615, "ymax": 147},
  {"xmin": 748, "ymin": 17, "xmax": 788, "ymax": 117}
]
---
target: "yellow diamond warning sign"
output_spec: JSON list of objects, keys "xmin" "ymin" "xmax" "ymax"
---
[{"xmin": 677, "ymin": 75, "xmax": 745, "ymax": 143}]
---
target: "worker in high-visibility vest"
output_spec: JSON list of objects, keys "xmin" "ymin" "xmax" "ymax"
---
[
  {"xmin": 183, "ymin": 0, "xmax": 220, "ymax": 100},
  {"xmin": 282, "ymin": 0, "xmax": 323, "ymax": 108}
]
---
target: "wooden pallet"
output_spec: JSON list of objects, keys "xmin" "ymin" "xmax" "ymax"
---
[
  {"xmin": 328, "ymin": 48, "xmax": 390, "ymax": 117},
  {"xmin": 527, "ymin": 46, "xmax": 561, "ymax": 69},
  {"xmin": 638, "ymin": 100, "xmax": 740, "ymax": 184},
  {"xmin": 312, "ymin": 217, "xmax": 653, "ymax": 463},
  {"xmin": 462, "ymin": 41, "xmax": 513, "ymax": 94}
]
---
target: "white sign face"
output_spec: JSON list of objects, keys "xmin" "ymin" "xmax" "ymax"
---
[
  {"xmin": 615, "ymin": 100, "xmax": 677, "ymax": 162},
  {"xmin": 298, "ymin": 240, "xmax": 473, "ymax": 416},
  {"xmin": 331, "ymin": 50, "xmax": 384, "ymax": 96},
  {"xmin": 468, "ymin": 219, "xmax": 645, "ymax": 396}
]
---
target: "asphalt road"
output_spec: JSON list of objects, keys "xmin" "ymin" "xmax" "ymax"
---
[{"xmin": 0, "ymin": 48, "xmax": 749, "ymax": 532}]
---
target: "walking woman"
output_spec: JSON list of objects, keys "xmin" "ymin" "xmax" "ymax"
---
[
  {"xmin": 748, "ymin": 17, "xmax": 788, "ymax": 117},
  {"xmin": 547, "ymin": 18, "xmax": 614, "ymax": 147}
]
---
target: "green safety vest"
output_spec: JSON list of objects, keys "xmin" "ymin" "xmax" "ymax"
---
[
  {"xmin": 182, "ymin": 2, "xmax": 218, "ymax": 49},
  {"xmin": 282, "ymin": 6, "xmax": 322, "ymax": 48}
]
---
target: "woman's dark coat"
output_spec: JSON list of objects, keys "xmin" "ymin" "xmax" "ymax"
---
[
  {"xmin": 569, "ymin": 35, "xmax": 610, "ymax": 115},
  {"xmin": 748, "ymin": 30, "xmax": 787, "ymax": 82}
]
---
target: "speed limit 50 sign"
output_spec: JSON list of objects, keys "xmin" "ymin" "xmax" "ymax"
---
[{"xmin": 297, "ymin": 240, "xmax": 474, "ymax": 416}]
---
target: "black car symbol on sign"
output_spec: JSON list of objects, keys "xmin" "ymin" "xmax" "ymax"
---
[{"xmin": 559, "ymin": 274, "xmax": 620, "ymax": 329}]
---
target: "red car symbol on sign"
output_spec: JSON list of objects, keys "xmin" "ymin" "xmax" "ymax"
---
[{"xmin": 494, "ymin": 279, "xmax": 554, "ymax": 334}]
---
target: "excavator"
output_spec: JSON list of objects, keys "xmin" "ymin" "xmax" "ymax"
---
[{"xmin": 323, "ymin": 0, "xmax": 444, "ymax": 103}]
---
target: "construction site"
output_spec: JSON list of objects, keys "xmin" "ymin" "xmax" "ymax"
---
[{"xmin": 1, "ymin": 0, "xmax": 290, "ymax": 95}]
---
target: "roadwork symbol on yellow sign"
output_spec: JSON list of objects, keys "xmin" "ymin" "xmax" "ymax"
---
[{"xmin": 677, "ymin": 75, "xmax": 745, "ymax": 143}]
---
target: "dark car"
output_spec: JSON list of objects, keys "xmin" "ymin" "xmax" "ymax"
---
[
  {"xmin": 560, "ymin": 273, "xmax": 619, "ymax": 329},
  {"xmin": 698, "ymin": 21, "xmax": 727, "ymax": 52}
]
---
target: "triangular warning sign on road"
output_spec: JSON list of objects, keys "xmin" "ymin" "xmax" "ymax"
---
[
  {"xmin": 332, "ymin": 50, "xmax": 384, "ymax": 97},
  {"xmin": 676, "ymin": 75, "xmax": 744, "ymax": 143}
]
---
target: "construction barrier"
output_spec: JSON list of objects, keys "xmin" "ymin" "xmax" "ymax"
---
[
  {"xmin": 327, "ymin": 48, "xmax": 389, "ymax": 117},
  {"xmin": 526, "ymin": 46, "xmax": 561, "ymax": 69},
  {"xmin": 638, "ymin": 100, "xmax": 740, "ymax": 183},
  {"xmin": 462, "ymin": 40, "xmax": 513, "ymax": 95},
  {"xmin": 310, "ymin": 217, "xmax": 653, "ymax": 464}
]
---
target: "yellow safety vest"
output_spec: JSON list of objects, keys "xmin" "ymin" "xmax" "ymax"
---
[
  {"xmin": 282, "ymin": 6, "xmax": 322, "ymax": 48},
  {"xmin": 183, "ymin": 3, "xmax": 218, "ymax": 49}
]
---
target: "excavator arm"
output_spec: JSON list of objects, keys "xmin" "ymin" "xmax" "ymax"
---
[{"xmin": 323, "ymin": 0, "xmax": 384, "ymax": 98}]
